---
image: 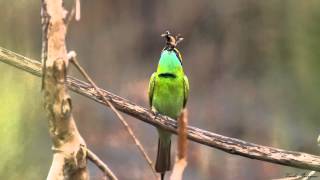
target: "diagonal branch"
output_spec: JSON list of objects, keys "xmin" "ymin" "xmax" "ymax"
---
[
  {"xmin": 87, "ymin": 149, "xmax": 118, "ymax": 180},
  {"xmin": 1, "ymin": 46, "xmax": 320, "ymax": 171},
  {"xmin": 68, "ymin": 51, "xmax": 157, "ymax": 177}
]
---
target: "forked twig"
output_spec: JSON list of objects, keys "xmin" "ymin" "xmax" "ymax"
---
[{"xmin": 66, "ymin": 0, "xmax": 80, "ymax": 27}]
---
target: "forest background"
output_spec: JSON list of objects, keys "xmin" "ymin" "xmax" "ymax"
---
[{"xmin": 0, "ymin": 1, "xmax": 320, "ymax": 179}]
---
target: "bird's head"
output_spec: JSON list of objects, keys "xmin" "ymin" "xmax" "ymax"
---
[
  {"xmin": 157, "ymin": 31, "xmax": 184, "ymax": 74},
  {"xmin": 161, "ymin": 31, "xmax": 184, "ymax": 50}
]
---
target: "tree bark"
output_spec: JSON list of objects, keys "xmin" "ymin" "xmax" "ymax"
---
[{"xmin": 41, "ymin": 0, "xmax": 88, "ymax": 179}]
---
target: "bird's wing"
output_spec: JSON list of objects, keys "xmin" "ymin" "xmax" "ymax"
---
[
  {"xmin": 148, "ymin": 72, "xmax": 157, "ymax": 107},
  {"xmin": 183, "ymin": 75, "xmax": 189, "ymax": 108}
]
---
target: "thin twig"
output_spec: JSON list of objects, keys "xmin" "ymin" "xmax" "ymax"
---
[
  {"xmin": 67, "ymin": 51, "xmax": 158, "ymax": 178},
  {"xmin": 65, "ymin": 0, "xmax": 76, "ymax": 27},
  {"xmin": 272, "ymin": 177, "xmax": 302, "ymax": 180},
  {"xmin": 66, "ymin": 0, "xmax": 80, "ymax": 28},
  {"xmin": 75, "ymin": 0, "xmax": 80, "ymax": 21},
  {"xmin": 87, "ymin": 149, "xmax": 118, "ymax": 180},
  {"xmin": 272, "ymin": 172, "xmax": 318, "ymax": 180},
  {"xmin": 66, "ymin": 6, "xmax": 75, "ymax": 27},
  {"xmin": 302, "ymin": 171, "xmax": 316, "ymax": 180},
  {"xmin": 3, "ymin": 47, "xmax": 320, "ymax": 171}
]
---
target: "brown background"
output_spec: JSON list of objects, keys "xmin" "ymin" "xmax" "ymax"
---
[{"xmin": 1, "ymin": 0, "xmax": 320, "ymax": 179}]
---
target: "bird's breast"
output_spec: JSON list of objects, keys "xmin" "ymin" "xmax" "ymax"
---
[{"xmin": 152, "ymin": 76, "xmax": 184, "ymax": 119}]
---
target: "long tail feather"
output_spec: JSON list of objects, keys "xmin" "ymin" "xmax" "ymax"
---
[
  {"xmin": 161, "ymin": 173, "xmax": 165, "ymax": 180},
  {"xmin": 155, "ymin": 138, "xmax": 171, "ymax": 176}
]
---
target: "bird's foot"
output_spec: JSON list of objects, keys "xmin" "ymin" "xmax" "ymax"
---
[{"xmin": 151, "ymin": 107, "xmax": 160, "ymax": 120}]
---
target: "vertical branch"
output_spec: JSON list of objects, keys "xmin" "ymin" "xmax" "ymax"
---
[
  {"xmin": 75, "ymin": 0, "xmax": 81, "ymax": 21},
  {"xmin": 41, "ymin": 0, "xmax": 88, "ymax": 179},
  {"xmin": 177, "ymin": 109, "xmax": 188, "ymax": 160},
  {"xmin": 170, "ymin": 109, "xmax": 188, "ymax": 180}
]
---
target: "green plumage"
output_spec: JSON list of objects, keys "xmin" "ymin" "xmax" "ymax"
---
[{"xmin": 148, "ymin": 49, "xmax": 189, "ymax": 178}]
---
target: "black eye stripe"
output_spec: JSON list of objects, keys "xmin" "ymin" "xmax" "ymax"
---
[{"xmin": 173, "ymin": 49, "xmax": 183, "ymax": 65}]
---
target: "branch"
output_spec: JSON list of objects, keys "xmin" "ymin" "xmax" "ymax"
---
[
  {"xmin": 273, "ymin": 177, "xmax": 301, "ymax": 180},
  {"xmin": 170, "ymin": 109, "xmax": 188, "ymax": 180},
  {"xmin": 41, "ymin": 0, "xmax": 88, "ymax": 179},
  {"xmin": 68, "ymin": 51, "xmax": 157, "ymax": 177},
  {"xmin": 87, "ymin": 149, "xmax": 118, "ymax": 180},
  {"xmin": 1, "ymin": 47, "xmax": 320, "ymax": 171},
  {"xmin": 272, "ymin": 171, "xmax": 318, "ymax": 180}
]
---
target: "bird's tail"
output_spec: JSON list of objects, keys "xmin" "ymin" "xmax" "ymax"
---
[{"xmin": 155, "ymin": 137, "xmax": 171, "ymax": 179}]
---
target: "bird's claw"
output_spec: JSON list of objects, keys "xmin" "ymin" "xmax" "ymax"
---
[{"xmin": 151, "ymin": 107, "xmax": 160, "ymax": 120}]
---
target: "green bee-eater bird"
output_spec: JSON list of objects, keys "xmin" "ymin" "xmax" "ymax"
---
[{"xmin": 148, "ymin": 31, "xmax": 189, "ymax": 179}]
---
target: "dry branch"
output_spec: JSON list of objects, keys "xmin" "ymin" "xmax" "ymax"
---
[
  {"xmin": 170, "ymin": 109, "xmax": 188, "ymax": 180},
  {"xmin": 68, "ymin": 52, "xmax": 157, "ymax": 177},
  {"xmin": 41, "ymin": 0, "xmax": 88, "ymax": 179},
  {"xmin": 1, "ymin": 47, "xmax": 320, "ymax": 171},
  {"xmin": 87, "ymin": 149, "xmax": 118, "ymax": 180},
  {"xmin": 272, "ymin": 171, "xmax": 318, "ymax": 180}
]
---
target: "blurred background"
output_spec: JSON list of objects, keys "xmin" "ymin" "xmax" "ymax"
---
[{"xmin": 1, "ymin": 0, "xmax": 320, "ymax": 179}]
